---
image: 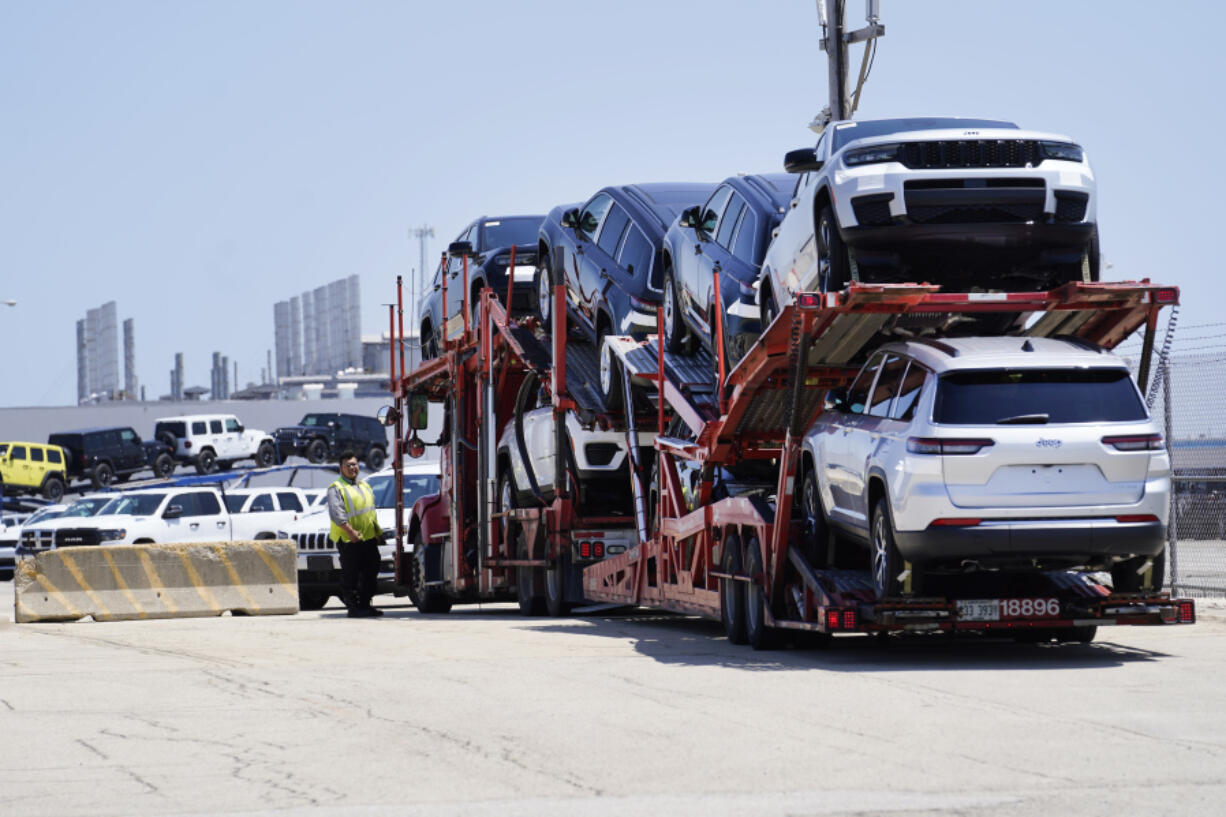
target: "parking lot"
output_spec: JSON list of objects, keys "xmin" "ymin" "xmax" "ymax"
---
[{"xmin": 3, "ymin": 580, "xmax": 1225, "ymax": 817}]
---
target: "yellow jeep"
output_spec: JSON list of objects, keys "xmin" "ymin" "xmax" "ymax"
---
[{"xmin": 0, "ymin": 441, "xmax": 68, "ymax": 501}]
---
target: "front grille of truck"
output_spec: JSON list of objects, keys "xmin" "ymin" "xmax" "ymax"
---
[
  {"xmin": 899, "ymin": 139, "xmax": 1041, "ymax": 169},
  {"xmin": 292, "ymin": 531, "xmax": 334, "ymax": 551},
  {"xmin": 56, "ymin": 528, "xmax": 103, "ymax": 547}
]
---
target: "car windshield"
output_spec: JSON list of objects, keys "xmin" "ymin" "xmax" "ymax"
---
[
  {"xmin": 24, "ymin": 507, "xmax": 66, "ymax": 525},
  {"xmin": 481, "ymin": 218, "xmax": 540, "ymax": 251},
  {"xmin": 832, "ymin": 117, "xmax": 1018, "ymax": 152},
  {"xmin": 934, "ymin": 369, "xmax": 1147, "ymax": 425},
  {"xmin": 367, "ymin": 472, "xmax": 441, "ymax": 509},
  {"xmin": 105, "ymin": 493, "xmax": 167, "ymax": 516},
  {"xmin": 63, "ymin": 497, "xmax": 114, "ymax": 517},
  {"xmin": 300, "ymin": 415, "xmax": 327, "ymax": 426}
]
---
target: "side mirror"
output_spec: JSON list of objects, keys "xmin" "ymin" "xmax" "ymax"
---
[
  {"xmin": 784, "ymin": 147, "xmax": 823, "ymax": 174},
  {"xmin": 824, "ymin": 386, "xmax": 849, "ymax": 412},
  {"xmin": 236, "ymin": 425, "xmax": 244, "ymax": 434},
  {"xmin": 448, "ymin": 240, "xmax": 474, "ymax": 257},
  {"xmin": 560, "ymin": 208, "xmax": 580, "ymax": 229},
  {"xmin": 376, "ymin": 405, "xmax": 398, "ymax": 427},
  {"xmin": 679, "ymin": 205, "xmax": 701, "ymax": 229},
  {"xmin": 134, "ymin": 435, "xmax": 142, "ymax": 444},
  {"xmin": 163, "ymin": 505, "xmax": 184, "ymax": 520},
  {"xmin": 409, "ymin": 393, "xmax": 429, "ymax": 431},
  {"xmin": 407, "ymin": 437, "xmax": 426, "ymax": 459}
]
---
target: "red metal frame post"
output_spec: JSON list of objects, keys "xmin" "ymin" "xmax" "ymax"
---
[
  {"xmin": 656, "ymin": 307, "xmax": 666, "ymax": 530},
  {"xmin": 440, "ymin": 251, "xmax": 449, "ymax": 351},
  {"xmin": 462, "ymin": 253, "xmax": 471, "ymax": 339},
  {"xmin": 398, "ymin": 274, "xmax": 406, "ymax": 382}
]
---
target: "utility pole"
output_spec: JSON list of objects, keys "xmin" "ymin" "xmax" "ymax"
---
[
  {"xmin": 412, "ymin": 225, "xmax": 434, "ymax": 337},
  {"xmin": 815, "ymin": 0, "xmax": 885, "ymax": 131}
]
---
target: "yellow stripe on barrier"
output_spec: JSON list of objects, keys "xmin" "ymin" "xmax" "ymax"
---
[
  {"xmin": 210, "ymin": 545, "xmax": 261, "ymax": 612},
  {"xmin": 32, "ymin": 572, "xmax": 83, "ymax": 619},
  {"xmin": 57, "ymin": 552, "xmax": 114, "ymax": 621},
  {"xmin": 138, "ymin": 550, "xmax": 178, "ymax": 614},
  {"xmin": 102, "ymin": 549, "xmax": 147, "ymax": 620},
  {"xmin": 175, "ymin": 550, "xmax": 221, "ymax": 613},
  {"xmin": 253, "ymin": 542, "xmax": 295, "ymax": 589}
]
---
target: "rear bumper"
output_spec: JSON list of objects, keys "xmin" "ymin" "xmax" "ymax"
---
[{"xmin": 895, "ymin": 518, "xmax": 1166, "ymax": 567}]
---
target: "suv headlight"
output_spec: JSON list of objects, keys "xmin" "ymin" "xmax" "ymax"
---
[
  {"xmin": 1039, "ymin": 141, "xmax": 1084, "ymax": 162},
  {"xmin": 98, "ymin": 529, "xmax": 127, "ymax": 542},
  {"xmin": 844, "ymin": 143, "xmax": 901, "ymax": 167}
]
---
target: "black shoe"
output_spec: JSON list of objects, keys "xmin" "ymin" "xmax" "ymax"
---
[{"xmin": 367, "ymin": 607, "xmax": 384, "ymax": 617}]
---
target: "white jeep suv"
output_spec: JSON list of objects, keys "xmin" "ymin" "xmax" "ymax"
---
[
  {"xmin": 154, "ymin": 414, "xmax": 277, "ymax": 474},
  {"xmin": 760, "ymin": 116, "xmax": 1098, "ymax": 322},
  {"xmin": 800, "ymin": 336, "xmax": 1168, "ymax": 598}
]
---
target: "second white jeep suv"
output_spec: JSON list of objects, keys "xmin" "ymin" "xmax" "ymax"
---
[
  {"xmin": 800, "ymin": 336, "xmax": 1169, "ymax": 598},
  {"xmin": 154, "ymin": 414, "xmax": 277, "ymax": 474}
]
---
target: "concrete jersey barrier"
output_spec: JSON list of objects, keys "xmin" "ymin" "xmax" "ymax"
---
[{"xmin": 14, "ymin": 540, "xmax": 299, "ymax": 623}]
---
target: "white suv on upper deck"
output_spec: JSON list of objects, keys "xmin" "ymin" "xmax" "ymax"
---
[
  {"xmin": 799, "ymin": 336, "xmax": 1168, "ymax": 599},
  {"xmin": 154, "ymin": 414, "xmax": 277, "ymax": 474}
]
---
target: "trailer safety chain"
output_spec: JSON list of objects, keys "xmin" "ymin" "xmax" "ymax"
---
[{"xmin": 1145, "ymin": 306, "xmax": 1178, "ymax": 411}]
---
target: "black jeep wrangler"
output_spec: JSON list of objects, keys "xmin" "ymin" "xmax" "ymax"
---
[
  {"xmin": 48, "ymin": 426, "xmax": 177, "ymax": 489},
  {"xmin": 272, "ymin": 413, "xmax": 388, "ymax": 470}
]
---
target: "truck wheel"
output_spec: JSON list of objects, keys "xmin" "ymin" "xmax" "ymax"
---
[
  {"xmin": 720, "ymin": 530, "xmax": 747, "ymax": 645},
  {"xmin": 91, "ymin": 462, "xmax": 114, "ymax": 489},
  {"xmin": 516, "ymin": 531, "xmax": 546, "ymax": 616},
  {"xmin": 743, "ymin": 535, "xmax": 775, "ymax": 650},
  {"xmin": 298, "ymin": 590, "xmax": 330, "ymax": 611},
  {"xmin": 870, "ymin": 498, "xmax": 905, "ymax": 599},
  {"xmin": 256, "ymin": 441, "xmax": 276, "ymax": 468},
  {"xmin": 153, "ymin": 452, "xmax": 175, "ymax": 479},
  {"xmin": 410, "ymin": 539, "xmax": 452, "ymax": 614},
  {"xmin": 800, "ymin": 468, "xmax": 829, "ymax": 569},
  {"xmin": 535, "ymin": 255, "xmax": 553, "ymax": 326},
  {"xmin": 195, "ymin": 449, "xmax": 218, "ymax": 475},
  {"xmin": 365, "ymin": 446, "xmax": 386, "ymax": 471},
  {"xmin": 306, "ymin": 439, "xmax": 328, "ymax": 464},
  {"xmin": 598, "ymin": 330, "xmax": 623, "ymax": 410},
  {"xmin": 545, "ymin": 552, "xmax": 571, "ymax": 617},
  {"xmin": 661, "ymin": 268, "xmax": 687, "ymax": 353},
  {"xmin": 817, "ymin": 204, "xmax": 849, "ymax": 293},
  {"xmin": 1111, "ymin": 550, "xmax": 1166, "ymax": 593},
  {"xmin": 42, "ymin": 475, "xmax": 65, "ymax": 502}
]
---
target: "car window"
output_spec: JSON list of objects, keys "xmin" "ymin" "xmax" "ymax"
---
[
  {"xmin": 868, "ymin": 355, "xmax": 907, "ymax": 417},
  {"xmin": 717, "ymin": 196, "xmax": 745, "ymax": 248},
  {"xmin": 701, "ymin": 187, "xmax": 733, "ymax": 233},
  {"xmin": 106, "ymin": 431, "xmax": 123, "ymax": 447},
  {"xmin": 403, "ymin": 474, "xmax": 441, "ymax": 505},
  {"xmin": 209, "ymin": 420, "xmax": 223, "ymax": 434},
  {"xmin": 579, "ymin": 194, "xmax": 613, "ymax": 238},
  {"xmin": 934, "ymin": 368, "xmax": 1148, "ymax": 425},
  {"xmin": 617, "ymin": 224, "xmax": 653, "ymax": 283},
  {"xmin": 814, "ymin": 130, "xmax": 829, "ymax": 159},
  {"xmin": 11, "ymin": 445, "xmax": 26, "ymax": 460},
  {"xmin": 111, "ymin": 493, "xmax": 165, "ymax": 515},
  {"xmin": 192, "ymin": 421, "xmax": 207, "ymax": 434},
  {"xmin": 0, "ymin": 444, "xmax": 7, "ymax": 456},
  {"xmin": 302, "ymin": 415, "xmax": 322, "ymax": 426},
  {"xmin": 891, "ymin": 361, "xmax": 929, "ymax": 421},
  {"xmin": 845, "ymin": 353, "xmax": 885, "ymax": 415},
  {"xmin": 224, "ymin": 495, "xmax": 246, "ymax": 513},
  {"xmin": 597, "ymin": 204, "xmax": 629, "ymax": 256},
  {"xmin": 185, "ymin": 492, "xmax": 221, "ymax": 517},
  {"xmin": 30, "ymin": 447, "xmax": 44, "ymax": 462},
  {"xmin": 156, "ymin": 421, "xmax": 186, "ymax": 439},
  {"xmin": 731, "ymin": 208, "xmax": 759, "ymax": 264},
  {"xmin": 225, "ymin": 418, "xmax": 241, "ymax": 433},
  {"xmin": 47, "ymin": 448, "xmax": 62, "ymax": 464},
  {"xmin": 249, "ymin": 493, "xmax": 274, "ymax": 512},
  {"xmin": 120, "ymin": 428, "xmax": 138, "ymax": 443},
  {"xmin": 277, "ymin": 492, "xmax": 303, "ymax": 512}
]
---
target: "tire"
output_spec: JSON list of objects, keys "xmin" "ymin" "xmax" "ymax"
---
[
  {"xmin": 817, "ymin": 204, "xmax": 849, "ymax": 294},
  {"xmin": 760, "ymin": 288, "xmax": 778, "ymax": 331},
  {"xmin": 545, "ymin": 551, "xmax": 571, "ymax": 617},
  {"xmin": 598, "ymin": 329, "xmax": 623, "ymax": 410},
  {"xmin": 535, "ymin": 255, "xmax": 553, "ymax": 327},
  {"xmin": 720, "ymin": 531, "xmax": 747, "ymax": 645},
  {"xmin": 800, "ymin": 468, "xmax": 829, "ymax": 569},
  {"xmin": 42, "ymin": 475, "xmax": 65, "ymax": 502},
  {"xmin": 1111, "ymin": 550, "xmax": 1166, "ymax": 593},
  {"xmin": 153, "ymin": 452, "xmax": 175, "ymax": 479},
  {"xmin": 365, "ymin": 446, "xmax": 386, "ymax": 472},
  {"xmin": 516, "ymin": 531, "xmax": 546, "ymax": 616},
  {"xmin": 743, "ymin": 535, "xmax": 775, "ymax": 650},
  {"xmin": 1068, "ymin": 625, "xmax": 1097, "ymax": 644},
  {"xmin": 255, "ymin": 440, "xmax": 276, "ymax": 468},
  {"xmin": 870, "ymin": 497, "xmax": 905, "ymax": 599},
  {"xmin": 195, "ymin": 449, "xmax": 218, "ymax": 475},
  {"xmin": 497, "ymin": 468, "xmax": 517, "ymax": 551},
  {"xmin": 1084, "ymin": 227, "xmax": 1101, "ymax": 283},
  {"xmin": 298, "ymin": 590, "xmax": 330, "ymax": 611},
  {"xmin": 661, "ymin": 268, "xmax": 687, "ymax": 353},
  {"xmin": 91, "ymin": 462, "xmax": 114, "ymax": 489},
  {"xmin": 409, "ymin": 532, "xmax": 452, "ymax": 614},
  {"xmin": 159, "ymin": 432, "xmax": 178, "ymax": 450},
  {"xmin": 306, "ymin": 439, "xmax": 328, "ymax": 464}
]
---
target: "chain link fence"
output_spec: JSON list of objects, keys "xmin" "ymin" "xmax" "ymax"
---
[{"xmin": 1118, "ymin": 312, "xmax": 1226, "ymax": 597}]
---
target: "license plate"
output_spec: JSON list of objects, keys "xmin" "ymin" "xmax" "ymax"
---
[{"xmin": 957, "ymin": 599, "xmax": 1000, "ymax": 621}]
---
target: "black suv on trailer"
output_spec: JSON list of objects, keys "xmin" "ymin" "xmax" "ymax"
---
[
  {"xmin": 47, "ymin": 427, "xmax": 177, "ymax": 489},
  {"xmin": 272, "ymin": 413, "xmax": 388, "ymax": 470}
]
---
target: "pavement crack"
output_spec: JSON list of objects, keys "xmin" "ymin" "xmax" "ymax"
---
[{"xmin": 76, "ymin": 738, "xmax": 108, "ymax": 760}]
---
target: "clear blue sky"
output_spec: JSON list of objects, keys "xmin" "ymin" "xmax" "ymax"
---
[{"xmin": 2, "ymin": 1, "xmax": 1223, "ymax": 407}]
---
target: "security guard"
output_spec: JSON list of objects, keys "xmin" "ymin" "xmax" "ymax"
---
[{"xmin": 328, "ymin": 450, "xmax": 383, "ymax": 618}]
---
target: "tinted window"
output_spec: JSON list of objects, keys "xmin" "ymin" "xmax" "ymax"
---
[
  {"xmin": 107, "ymin": 431, "xmax": 124, "ymax": 447},
  {"xmin": 891, "ymin": 362, "xmax": 928, "ymax": 421},
  {"xmin": 249, "ymin": 494, "xmax": 274, "ymax": 512},
  {"xmin": 845, "ymin": 353, "xmax": 885, "ymax": 415},
  {"xmin": 617, "ymin": 225, "xmax": 653, "ymax": 284},
  {"xmin": 404, "ymin": 474, "xmax": 441, "ymax": 505},
  {"xmin": 481, "ymin": 217, "xmax": 540, "ymax": 250},
  {"xmin": 112, "ymin": 493, "xmax": 166, "ymax": 515},
  {"xmin": 210, "ymin": 420, "xmax": 223, "ymax": 434},
  {"xmin": 579, "ymin": 194, "xmax": 613, "ymax": 238},
  {"xmin": 155, "ymin": 421, "xmax": 186, "ymax": 438},
  {"xmin": 182, "ymin": 492, "xmax": 221, "ymax": 517},
  {"xmin": 192, "ymin": 421, "xmax": 207, "ymax": 434},
  {"xmin": 47, "ymin": 449, "xmax": 62, "ymax": 464},
  {"xmin": 30, "ymin": 447, "xmax": 44, "ymax": 462},
  {"xmin": 868, "ymin": 355, "xmax": 907, "ymax": 417},
  {"xmin": 934, "ymin": 369, "xmax": 1147, "ymax": 425},
  {"xmin": 65, "ymin": 497, "xmax": 112, "ymax": 516},
  {"xmin": 225, "ymin": 418, "xmax": 241, "ymax": 433},
  {"xmin": 120, "ymin": 428, "xmax": 138, "ymax": 443},
  {"xmin": 11, "ymin": 446, "xmax": 26, "ymax": 460},
  {"xmin": 597, "ymin": 205, "xmax": 629, "ymax": 256},
  {"xmin": 732, "ymin": 209, "xmax": 760, "ymax": 264},
  {"xmin": 701, "ymin": 187, "xmax": 733, "ymax": 232},
  {"xmin": 717, "ymin": 196, "xmax": 745, "ymax": 248},
  {"xmin": 224, "ymin": 495, "xmax": 246, "ymax": 513},
  {"xmin": 277, "ymin": 492, "xmax": 303, "ymax": 512},
  {"xmin": 302, "ymin": 415, "xmax": 325, "ymax": 426}
]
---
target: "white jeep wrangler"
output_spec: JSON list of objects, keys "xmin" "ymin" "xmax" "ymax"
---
[{"xmin": 153, "ymin": 414, "xmax": 277, "ymax": 474}]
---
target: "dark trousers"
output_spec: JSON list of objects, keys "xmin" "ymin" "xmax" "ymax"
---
[{"xmin": 337, "ymin": 537, "xmax": 381, "ymax": 610}]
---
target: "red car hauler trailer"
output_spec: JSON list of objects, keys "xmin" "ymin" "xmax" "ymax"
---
[{"xmin": 389, "ymin": 256, "xmax": 1195, "ymax": 647}]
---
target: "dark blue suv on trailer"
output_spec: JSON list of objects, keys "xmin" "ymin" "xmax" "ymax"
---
[
  {"xmin": 419, "ymin": 215, "xmax": 543, "ymax": 358},
  {"xmin": 536, "ymin": 183, "xmax": 715, "ymax": 402},
  {"xmin": 660, "ymin": 174, "xmax": 793, "ymax": 372}
]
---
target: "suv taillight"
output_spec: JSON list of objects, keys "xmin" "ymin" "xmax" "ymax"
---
[
  {"xmin": 906, "ymin": 437, "xmax": 994, "ymax": 455},
  {"xmin": 1102, "ymin": 433, "xmax": 1164, "ymax": 451}
]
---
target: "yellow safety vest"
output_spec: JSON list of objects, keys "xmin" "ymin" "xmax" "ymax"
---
[{"xmin": 329, "ymin": 478, "xmax": 380, "ymax": 543}]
